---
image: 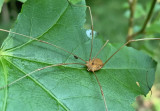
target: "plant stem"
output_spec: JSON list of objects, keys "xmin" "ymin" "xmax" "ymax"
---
[
  {"xmin": 127, "ymin": 0, "xmax": 157, "ymax": 44},
  {"xmin": 127, "ymin": 0, "xmax": 137, "ymax": 37}
]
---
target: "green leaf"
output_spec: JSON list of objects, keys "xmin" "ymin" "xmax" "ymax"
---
[
  {"xmin": 146, "ymin": 22, "xmax": 160, "ymax": 34},
  {"xmin": 0, "ymin": 0, "xmax": 157, "ymax": 111},
  {"xmin": 0, "ymin": 0, "xmax": 4, "ymax": 13}
]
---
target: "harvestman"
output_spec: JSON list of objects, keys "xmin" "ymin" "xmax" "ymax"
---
[{"xmin": 0, "ymin": 1, "xmax": 160, "ymax": 111}]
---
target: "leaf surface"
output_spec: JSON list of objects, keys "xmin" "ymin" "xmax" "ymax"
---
[{"xmin": 0, "ymin": 0, "xmax": 156, "ymax": 111}]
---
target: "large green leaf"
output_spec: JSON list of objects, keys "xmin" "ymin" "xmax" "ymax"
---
[{"xmin": 0, "ymin": 0, "xmax": 157, "ymax": 111}]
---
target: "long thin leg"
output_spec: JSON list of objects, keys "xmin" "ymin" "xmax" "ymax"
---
[
  {"xmin": 93, "ymin": 72, "xmax": 108, "ymax": 111},
  {"xmin": 87, "ymin": 6, "xmax": 94, "ymax": 61},
  {"xmin": 67, "ymin": 2, "xmax": 108, "ymax": 110},
  {"xmin": 103, "ymin": 38, "xmax": 160, "ymax": 66},
  {"xmin": 0, "ymin": 29, "xmax": 86, "ymax": 63},
  {"xmin": 94, "ymin": 40, "xmax": 109, "ymax": 59},
  {"xmin": 0, "ymin": 62, "xmax": 85, "ymax": 90},
  {"xmin": 67, "ymin": 1, "xmax": 94, "ymax": 61}
]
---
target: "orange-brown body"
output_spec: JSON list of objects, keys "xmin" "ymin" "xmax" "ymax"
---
[{"xmin": 86, "ymin": 58, "xmax": 103, "ymax": 72}]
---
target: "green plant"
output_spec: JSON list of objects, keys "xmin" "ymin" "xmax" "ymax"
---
[{"xmin": 0, "ymin": 0, "xmax": 159, "ymax": 111}]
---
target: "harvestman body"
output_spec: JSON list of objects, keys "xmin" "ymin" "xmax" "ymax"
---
[{"xmin": 0, "ymin": 1, "xmax": 160, "ymax": 111}]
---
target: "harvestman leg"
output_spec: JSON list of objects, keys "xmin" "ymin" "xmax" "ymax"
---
[
  {"xmin": 0, "ymin": 63, "xmax": 85, "ymax": 90},
  {"xmin": 67, "ymin": 0, "xmax": 94, "ymax": 60},
  {"xmin": 103, "ymin": 38, "xmax": 160, "ymax": 66},
  {"xmin": 0, "ymin": 28, "xmax": 87, "ymax": 90},
  {"xmin": 67, "ymin": 1, "xmax": 109, "ymax": 111},
  {"xmin": 0, "ymin": 29, "xmax": 86, "ymax": 63}
]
